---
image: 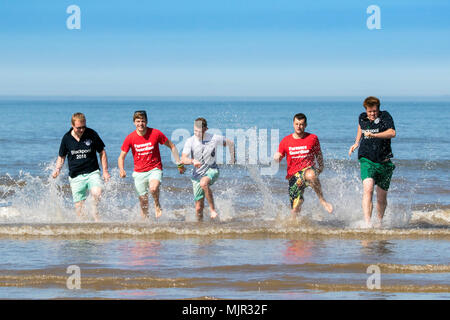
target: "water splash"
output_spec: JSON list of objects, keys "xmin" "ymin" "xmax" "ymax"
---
[{"xmin": 0, "ymin": 159, "xmax": 446, "ymax": 231}]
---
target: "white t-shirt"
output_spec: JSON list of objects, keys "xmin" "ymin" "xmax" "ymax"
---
[{"xmin": 182, "ymin": 133, "xmax": 226, "ymax": 179}]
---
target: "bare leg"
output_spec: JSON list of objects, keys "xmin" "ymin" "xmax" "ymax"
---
[
  {"xmin": 90, "ymin": 187, "xmax": 102, "ymax": 222},
  {"xmin": 375, "ymin": 186, "xmax": 388, "ymax": 227},
  {"xmin": 74, "ymin": 200, "xmax": 87, "ymax": 221},
  {"xmin": 200, "ymin": 177, "xmax": 218, "ymax": 219},
  {"xmin": 149, "ymin": 179, "xmax": 162, "ymax": 218},
  {"xmin": 195, "ymin": 198, "xmax": 205, "ymax": 221},
  {"xmin": 304, "ymin": 169, "xmax": 333, "ymax": 214},
  {"xmin": 291, "ymin": 198, "xmax": 303, "ymax": 219},
  {"xmin": 138, "ymin": 195, "xmax": 149, "ymax": 220},
  {"xmin": 362, "ymin": 178, "xmax": 375, "ymax": 227}
]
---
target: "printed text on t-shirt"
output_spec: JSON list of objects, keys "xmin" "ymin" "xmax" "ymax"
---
[
  {"xmin": 134, "ymin": 142, "xmax": 154, "ymax": 155},
  {"xmin": 288, "ymin": 146, "xmax": 310, "ymax": 157}
]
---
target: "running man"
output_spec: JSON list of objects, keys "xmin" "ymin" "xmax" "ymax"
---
[
  {"xmin": 118, "ymin": 110, "xmax": 185, "ymax": 220},
  {"xmin": 52, "ymin": 112, "xmax": 110, "ymax": 222},
  {"xmin": 349, "ymin": 96, "xmax": 396, "ymax": 228},
  {"xmin": 274, "ymin": 113, "xmax": 333, "ymax": 218},
  {"xmin": 181, "ymin": 118, "xmax": 235, "ymax": 221}
]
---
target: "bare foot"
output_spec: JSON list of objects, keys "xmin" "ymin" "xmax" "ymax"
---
[
  {"xmin": 290, "ymin": 210, "xmax": 299, "ymax": 220},
  {"xmin": 196, "ymin": 212, "xmax": 204, "ymax": 222},
  {"xmin": 210, "ymin": 210, "xmax": 218, "ymax": 219},
  {"xmin": 155, "ymin": 206, "xmax": 162, "ymax": 219},
  {"xmin": 320, "ymin": 200, "xmax": 333, "ymax": 214},
  {"xmin": 373, "ymin": 219, "xmax": 382, "ymax": 229},
  {"xmin": 361, "ymin": 221, "xmax": 372, "ymax": 229},
  {"xmin": 76, "ymin": 212, "xmax": 88, "ymax": 222}
]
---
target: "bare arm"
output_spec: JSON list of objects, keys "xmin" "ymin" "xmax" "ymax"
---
[
  {"xmin": 181, "ymin": 152, "xmax": 192, "ymax": 165},
  {"xmin": 182, "ymin": 152, "xmax": 202, "ymax": 168},
  {"xmin": 273, "ymin": 152, "xmax": 284, "ymax": 163},
  {"xmin": 224, "ymin": 139, "xmax": 236, "ymax": 164},
  {"xmin": 118, "ymin": 150, "xmax": 128, "ymax": 178},
  {"xmin": 99, "ymin": 149, "xmax": 110, "ymax": 182},
  {"xmin": 164, "ymin": 139, "xmax": 182, "ymax": 164},
  {"xmin": 181, "ymin": 152, "xmax": 200, "ymax": 167},
  {"xmin": 52, "ymin": 156, "xmax": 66, "ymax": 178},
  {"xmin": 164, "ymin": 140, "xmax": 186, "ymax": 174},
  {"xmin": 316, "ymin": 149, "xmax": 325, "ymax": 174},
  {"xmin": 348, "ymin": 124, "xmax": 362, "ymax": 157}
]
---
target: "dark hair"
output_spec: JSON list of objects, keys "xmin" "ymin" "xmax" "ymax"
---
[
  {"xmin": 133, "ymin": 110, "xmax": 147, "ymax": 122},
  {"xmin": 194, "ymin": 117, "xmax": 207, "ymax": 129},
  {"xmin": 363, "ymin": 96, "xmax": 380, "ymax": 109},
  {"xmin": 293, "ymin": 113, "xmax": 307, "ymax": 123}
]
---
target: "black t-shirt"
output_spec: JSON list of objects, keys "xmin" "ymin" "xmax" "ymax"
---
[
  {"xmin": 58, "ymin": 128, "xmax": 105, "ymax": 178},
  {"xmin": 358, "ymin": 110, "xmax": 395, "ymax": 163}
]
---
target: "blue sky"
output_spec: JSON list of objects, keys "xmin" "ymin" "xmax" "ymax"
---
[{"xmin": 0, "ymin": 0, "xmax": 449, "ymax": 96}]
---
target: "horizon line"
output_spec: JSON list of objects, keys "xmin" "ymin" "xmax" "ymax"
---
[{"xmin": 1, "ymin": 94, "xmax": 450, "ymax": 100}]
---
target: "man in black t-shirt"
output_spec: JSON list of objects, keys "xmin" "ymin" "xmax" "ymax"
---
[
  {"xmin": 52, "ymin": 113, "xmax": 110, "ymax": 221},
  {"xmin": 349, "ymin": 97, "xmax": 396, "ymax": 228}
]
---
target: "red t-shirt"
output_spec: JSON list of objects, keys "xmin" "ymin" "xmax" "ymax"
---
[
  {"xmin": 121, "ymin": 128, "xmax": 168, "ymax": 172},
  {"xmin": 278, "ymin": 133, "xmax": 321, "ymax": 179}
]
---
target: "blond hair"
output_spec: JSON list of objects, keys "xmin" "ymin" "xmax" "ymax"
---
[{"xmin": 71, "ymin": 112, "xmax": 86, "ymax": 125}]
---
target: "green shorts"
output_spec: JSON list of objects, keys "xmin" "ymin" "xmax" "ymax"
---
[
  {"xmin": 191, "ymin": 168, "xmax": 219, "ymax": 201},
  {"xmin": 288, "ymin": 166, "xmax": 317, "ymax": 209},
  {"xmin": 359, "ymin": 157, "xmax": 395, "ymax": 191},
  {"xmin": 132, "ymin": 168, "xmax": 163, "ymax": 196},
  {"xmin": 69, "ymin": 170, "xmax": 103, "ymax": 203}
]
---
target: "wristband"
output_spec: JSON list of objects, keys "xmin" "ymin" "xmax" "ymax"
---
[{"xmin": 177, "ymin": 163, "xmax": 184, "ymax": 168}]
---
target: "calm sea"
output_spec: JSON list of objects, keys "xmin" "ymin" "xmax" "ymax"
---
[{"xmin": 0, "ymin": 98, "xmax": 448, "ymax": 299}]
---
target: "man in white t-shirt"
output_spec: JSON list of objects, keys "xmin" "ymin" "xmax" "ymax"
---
[{"xmin": 181, "ymin": 118, "xmax": 235, "ymax": 220}]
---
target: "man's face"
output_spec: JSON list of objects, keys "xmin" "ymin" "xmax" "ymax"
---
[
  {"xmin": 134, "ymin": 117, "xmax": 147, "ymax": 131},
  {"xmin": 194, "ymin": 125, "xmax": 206, "ymax": 139},
  {"xmin": 72, "ymin": 120, "xmax": 86, "ymax": 137},
  {"xmin": 293, "ymin": 118, "xmax": 307, "ymax": 135},
  {"xmin": 365, "ymin": 106, "xmax": 379, "ymax": 121}
]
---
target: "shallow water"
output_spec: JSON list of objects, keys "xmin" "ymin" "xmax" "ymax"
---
[
  {"xmin": 0, "ymin": 235, "xmax": 448, "ymax": 299},
  {"xmin": 0, "ymin": 99, "xmax": 448, "ymax": 299}
]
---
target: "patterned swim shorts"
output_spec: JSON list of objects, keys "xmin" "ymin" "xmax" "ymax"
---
[{"xmin": 288, "ymin": 166, "xmax": 317, "ymax": 209}]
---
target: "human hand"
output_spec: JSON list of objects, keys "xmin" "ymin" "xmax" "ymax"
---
[
  {"xmin": 103, "ymin": 171, "xmax": 111, "ymax": 182},
  {"xmin": 273, "ymin": 152, "xmax": 283, "ymax": 163},
  {"xmin": 52, "ymin": 168, "xmax": 60, "ymax": 179},
  {"xmin": 193, "ymin": 159, "xmax": 202, "ymax": 168},
  {"xmin": 348, "ymin": 143, "xmax": 358, "ymax": 157},
  {"xmin": 177, "ymin": 165, "xmax": 186, "ymax": 174}
]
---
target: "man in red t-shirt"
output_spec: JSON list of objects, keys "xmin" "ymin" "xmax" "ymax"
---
[
  {"xmin": 274, "ymin": 113, "xmax": 333, "ymax": 218},
  {"xmin": 118, "ymin": 110, "xmax": 185, "ymax": 220}
]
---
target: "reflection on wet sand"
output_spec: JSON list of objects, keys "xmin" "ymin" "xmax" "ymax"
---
[
  {"xmin": 360, "ymin": 240, "xmax": 394, "ymax": 256},
  {"xmin": 283, "ymin": 240, "xmax": 314, "ymax": 263},
  {"xmin": 118, "ymin": 241, "xmax": 162, "ymax": 267}
]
